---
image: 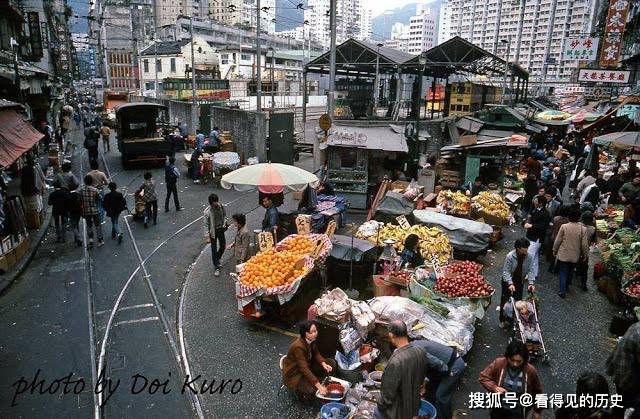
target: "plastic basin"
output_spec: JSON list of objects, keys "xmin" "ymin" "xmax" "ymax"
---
[{"xmin": 418, "ymin": 399, "xmax": 437, "ymax": 418}]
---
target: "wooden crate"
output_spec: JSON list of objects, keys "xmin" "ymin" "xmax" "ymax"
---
[
  {"xmin": 219, "ymin": 142, "xmax": 235, "ymax": 152},
  {"xmin": 13, "ymin": 237, "xmax": 30, "ymax": 261},
  {"xmin": 440, "ymin": 170, "xmax": 461, "ymax": 188}
]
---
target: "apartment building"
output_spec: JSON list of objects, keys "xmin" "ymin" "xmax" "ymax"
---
[
  {"xmin": 155, "ymin": 0, "xmax": 217, "ymax": 28},
  {"xmin": 438, "ymin": 0, "xmax": 601, "ymax": 83},
  {"xmin": 305, "ymin": 0, "xmax": 371, "ymax": 49},
  {"xmin": 383, "ymin": 23, "xmax": 410, "ymax": 53},
  {"xmin": 407, "ymin": 6, "xmax": 436, "ymax": 54},
  {"xmin": 242, "ymin": 0, "xmax": 276, "ymax": 34}
]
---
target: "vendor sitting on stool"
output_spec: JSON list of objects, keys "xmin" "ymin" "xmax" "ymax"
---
[
  {"xmin": 282, "ymin": 320, "xmax": 336, "ymax": 401},
  {"xmin": 400, "ymin": 234, "xmax": 424, "ymax": 268}
]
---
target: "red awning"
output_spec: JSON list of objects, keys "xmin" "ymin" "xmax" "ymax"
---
[{"xmin": 0, "ymin": 110, "xmax": 44, "ymax": 168}]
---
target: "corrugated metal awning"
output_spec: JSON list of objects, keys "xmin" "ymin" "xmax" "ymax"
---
[
  {"xmin": 0, "ymin": 110, "xmax": 44, "ymax": 167},
  {"xmin": 456, "ymin": 116, "xmax": 484, "ymax": 133}
]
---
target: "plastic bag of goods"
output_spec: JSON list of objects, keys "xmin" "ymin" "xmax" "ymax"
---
[
  {"xmin": 339, "ymin": 327, "xmax": 363, "ymax": 354},
  {"xmin": 315, "ymin": 288, "xmax": 351, "ymax": 322},
  {"xmin": 350, "ymin": 300, "xmax": 376, "ymax": 339}
]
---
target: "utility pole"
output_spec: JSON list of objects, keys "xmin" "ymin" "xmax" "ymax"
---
[
  {"xmin": 328, "ymin": 0, "xmax": 337, "ymax": 118},
  {"xmin": 189, "ymin": 16, "xmax": 197, "ymax": 135},
  {"xmin": 373, "ymin": 43, "xmax": 382, "ymax": 117},
  {"xmin": 256, "ymin": 0, "xmax": 262, "ymax": 112},
  {"xmin": 270, "ymin": 48, "xmax": 275, "ymax": 110}
]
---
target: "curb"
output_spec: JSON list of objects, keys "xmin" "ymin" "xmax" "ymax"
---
[{"xmin": 0, "ymin": 209, "xmax": 52, "ymax": 294}]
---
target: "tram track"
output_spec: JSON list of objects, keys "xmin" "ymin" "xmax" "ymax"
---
[{"xmin": 89, "ymin": 147, "xmax": 261, "ymax": 418}]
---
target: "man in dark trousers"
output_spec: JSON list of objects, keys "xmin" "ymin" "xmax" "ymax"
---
[
  {"xmin": 164, "ymin": 156, "xmax": 182, "ymax": 212},
  {"xmin": 411, "ymin": 339, "xmax": 465, "ymax": 419},
  {"xmin": 203, "ymin": 193, "xmax": 227, "ymax": 277},
  {"xmin": 375, "ymin": 320, "xmax": 427, "ymax": 419},
  {"xmin": 47, "ymin": 184, "xmax": 68, "ymax": 243},
  {"xmin": 500, "ymin": 238, "xmax": 536, "ymax": 329},
  {"xmin": 84, "ymin": 124, "xmax": 100, "ymax": 167},
  {"xmin": 524, "ymin": 195, "xmax": 549, "ymax": 282},
  {"xmin": 103, "ymin": 182, "xmax": 127, "ymax": 244}
]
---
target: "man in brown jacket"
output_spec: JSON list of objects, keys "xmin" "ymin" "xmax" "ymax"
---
[
  {"xmin": 479, "ymin": 341, "xmax": 543, "ymax": 419},
  {"xmin": 552, "ymin": 208, "xmax": 589, "ymax": 298},
  {"xmin": 282, "ymin": 321, "xmax": 336, "ymax": 400}
]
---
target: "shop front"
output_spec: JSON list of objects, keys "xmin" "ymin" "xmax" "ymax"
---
[
  {"xmin": 323, "ymin": 124, "xmax": 409, "ymax": 210},
  {"xmin": 0, "ymin": 103, "xmax": 45, "ymax": 273}
]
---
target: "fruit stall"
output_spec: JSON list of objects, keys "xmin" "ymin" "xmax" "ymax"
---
[{"xmin": 234, "ymin": 233, "xmax": 333, "ymax": 319}]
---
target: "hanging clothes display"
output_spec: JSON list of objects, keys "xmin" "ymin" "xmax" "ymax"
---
[{"xmin": 3, "ymin": 196, "xmax": 27, "ymax": 236}]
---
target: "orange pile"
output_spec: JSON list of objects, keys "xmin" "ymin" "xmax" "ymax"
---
[
  {"xmin": 279, "ymin": 236, "xmax": 315, "ymax": 258},
  {"xmin": 240, "ymin": 250, "xmax": 307, "ymax": 288}
]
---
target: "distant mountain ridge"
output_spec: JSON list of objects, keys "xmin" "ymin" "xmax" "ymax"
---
[{"xmin": 371, "ymin": 1, "xmax": 442, "ymax": 41}]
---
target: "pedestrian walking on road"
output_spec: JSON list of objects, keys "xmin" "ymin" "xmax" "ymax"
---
[
  {"xmin": 203, "ymin": 193, "xmax": 228, "ymax": 277},
  {"xmin": 227, "ymin": 213, "xmax": 250, "ymax": 265},
  {"xmin": 79, "ymin": 175, "xmax": 104, "ymax": 247},
  {"xmin": 67, "ymin": 190, "xmax": 82, "ymax": 246},
  {"xmin": 84, "ymin": 124, "xmax": 100, "ymax": 167},
  {"xmin": 54, "ymin": 162, "xmax": 80, "ymax": 192},
  {"xmin": 479, "ymin": 341, "xmax": 543, "ymax": 419},
  {"xmin": 87, "ymin": 160, "xmax": 109, "ymax": 223},
  {"xmin": 103, "ymin": 182, "xmax": 127, "ymax": 244},
  {"xmin": 164, "ymin": 156, "xmax": 182, "ymax": 212},
  {"xmin": 499, "ymin": 238, "xmax": 536, "ymax": 328},
  {"xmin": 100, "ymin": 124, "xmax": 111, "ymax": 152},
  {"xmin": 47, "ymin": 184, "xmax": 68, "ymax": 243},
  {"xmin": 524, "ymin": 195, "xmax": 549, "ymax": 281},
  {"xmin": 137, "ymin": 172, "xmax": 158, "ymax": 228},
  {"xmin": 552, "ymin": 207, "xmax": 588, "ymax": 298}
]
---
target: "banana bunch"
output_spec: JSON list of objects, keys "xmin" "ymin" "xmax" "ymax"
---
[
  {"xmin": 472, "ymin": 191, "xmax": 510, "ymax": 220},
  {"xmin": 357, "ymin": 222, "xmax": 452, "ymax": 265},
  {"xmin": 436, "ymin": 190, "xmax": 470, "ymax": 214}
]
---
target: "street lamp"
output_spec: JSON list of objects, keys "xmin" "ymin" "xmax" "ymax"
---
[
  {"xmin": 268, "ymin": 46, "xmax": 275, "ymax": 110},
  {"xmin": 500, "ymin": 38, "xmax": 511, "ymax": 105}
]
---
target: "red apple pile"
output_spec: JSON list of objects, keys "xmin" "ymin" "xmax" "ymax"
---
[
  {"xmin": 435, "ymin": 261, "xmax": 493, "ymax": 298},
  {"xmin": 624, "ymin": 281, "xmax": 640, "ymax": 297}
]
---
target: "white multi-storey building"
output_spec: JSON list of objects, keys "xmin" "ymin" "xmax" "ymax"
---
[
  {"xmin": 438, "ymin": 1, "xmax": 454, "ymax": 45},
  {"xmin": 305, "ymin": 0, "xmax": 370, "ymax": 49},
  {"xmin": 155, "ymin": 0, "xmax": 217, "ymax": 28},
  {"xmin": 438, "ymin": 0, "xmax": 601, "ymax": 83},
  {"xmin": 384, "ymin": 23, "xmax": 410, "ymax": 53},
  {"xmin": 407, "ymin": 6, "xmax": 436, "ymax": 54},
  {"xmin": 242, "ymin": 0, "xmax": 276, "ymax": 34}
]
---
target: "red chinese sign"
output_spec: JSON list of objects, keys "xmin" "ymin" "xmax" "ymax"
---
[
  {"xmin": 578, "ymin": 69, "xmax": 631, "ymax": 84},
  {"xmin": 599, "ymin": 0, "xmax": 630, "ymax": 67}
]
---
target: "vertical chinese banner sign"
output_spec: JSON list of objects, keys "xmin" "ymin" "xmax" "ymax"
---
[{"xmin": 599, "ymin": 0, "xmax": 630, "ymax": 67}]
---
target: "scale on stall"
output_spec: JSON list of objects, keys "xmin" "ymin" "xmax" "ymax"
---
[{"xmin": 377, "ymin": 239, "xmax": 398, "ymax": 275}]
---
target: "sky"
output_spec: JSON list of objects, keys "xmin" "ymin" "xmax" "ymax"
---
[{"xmin": 369, "ymin": 0, "xmax": 435, "ymax": 17}]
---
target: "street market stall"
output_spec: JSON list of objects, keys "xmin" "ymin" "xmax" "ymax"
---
[{"xmin": 323, "ymin": 124, "xmax": 409, "ymax": 209}]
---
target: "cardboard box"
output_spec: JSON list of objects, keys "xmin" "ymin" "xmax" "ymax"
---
[
  {"xmin": 459, "ymin": 135, "xmax": 477, "ymax": 146},
  {"xmin": 0, "ymin": 249, "xmax": 17, "ymax": 273},
  {"xmin": 26, "ymin": 211, "xmax": 42, "ymax": 229}
]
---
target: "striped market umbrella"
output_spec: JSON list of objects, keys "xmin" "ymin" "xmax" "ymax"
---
[{"xmin": 220, "ymin": 162, "xmax": 319, "ymax": 193}]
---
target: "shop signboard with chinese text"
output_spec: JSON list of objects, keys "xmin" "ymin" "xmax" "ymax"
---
[
  {"xmin": 563, "ymin": 36, "xmax": 599, "ymax": 61},
  {"xmin": 599, "ymin": 0, "xmax": 630, "ymax": 67},
  {"xmin": 584, "ymin": 86, "xmax": 613, "ymax": 100},
  {"xmin": 578, "ymin": 69, "xmax": 631, "ymax": 84}
]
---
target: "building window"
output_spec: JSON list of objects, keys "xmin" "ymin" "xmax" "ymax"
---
[
  {"xmin": 156, "ymin": 59, "xmax": 162, "ymax": 72},
  {"xmin": 143, "ymin": 59, "xmax": 149, "ymax": 73},
  {"xmin": 241, "ymin": 54, "xmax": 251, "ymax": 61},
  {"xmin": 170, "ymin": 58, "xmax": 176, "ymax": 72}
]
